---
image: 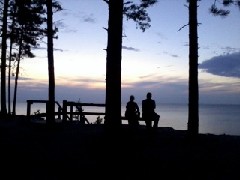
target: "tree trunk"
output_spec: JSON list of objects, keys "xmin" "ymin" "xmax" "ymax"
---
[
  {"xmin": 104, "ymin": 0, "xmax": 124, "ymax": 128},
  {"xmin": 12, "ymin": 57, "xmax": 21, "ymax": 115},
  {"xmin": 0, "ymin": 0, "xmax": 9, "ymax": 117},
  {"xmin": 8, "ymin": 42, "xmax": 13, "ymax": 115},
  {"xmin": 8, "ymin": 4, "xmax": 17, "ymax": 115},
  {"xmin": 188, "ymin": 0, "xmax": 199, "ymax": 137},
  {"xmin": 12, "ymin": 34, "xmax": 23, "ymax": 116},
  {"xmin": 12, "ymin": 59, "xmax": 20, "ymax": 116},
  {"xmin": 46, "ymin": 0, "xmax": 55, "ymax": 125}
]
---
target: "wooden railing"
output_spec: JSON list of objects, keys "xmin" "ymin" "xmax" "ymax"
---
[
  {"xmin": 26, "ymin": 100, "xmax": 152, "ymax": 124},
  {"xmin": 26, "ymin": 100, "xmax": 106, "ymax": 124},
  {"xmin": 26, "ymin": 100, "xmax": 63, "ymax": 119},
  {"xmin": 62, "ymin": 100, "xmax": 106, "ymax": 123}
]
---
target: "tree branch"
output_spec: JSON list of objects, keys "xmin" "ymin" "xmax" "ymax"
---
[
  {"xmin": 103, "ymin": 27, "xmax": 108, "ymax": 32},
  {"xmin": 178, "ymin": 23, "xmax": 189, "ymax": 32}
]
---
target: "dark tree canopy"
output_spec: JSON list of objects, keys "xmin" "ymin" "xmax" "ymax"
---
[
  {"xmin": 210, "ymin": 0, "xmax": 240, "ymax": 17},
  {"xmin": 0, "ymin": 0, "xmax": 62, "ymax": 117},
  {"xmin": 123, "ymin": 0, "xmax": 157, "ymax": 31}
]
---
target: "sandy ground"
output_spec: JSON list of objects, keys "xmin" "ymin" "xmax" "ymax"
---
[{"xmin": 1, "ymin": 116, "xmax": 240, "ymax": 180}]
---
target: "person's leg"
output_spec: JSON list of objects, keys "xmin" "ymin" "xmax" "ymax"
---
[
  {"xmin": 153, "ymin": 114, "xmax": 160, "ymax": 128},
  {"xmin": 145, "ymin": 119, "xmax": 152, "ymax": 128},
  {"xmin": 133, "ymin": 117, "xmax": 139, "ymax": 127},
  {"xmin": 128, "ymin": 118, "xmax": 133, "ymax": 127}
]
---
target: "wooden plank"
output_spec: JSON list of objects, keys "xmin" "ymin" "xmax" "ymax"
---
[
  {"xmin": 121, "ymin": 116, "xmax": 145, "ymax": 121},
  {"xmin": 31, "ymin": 114, "xmax": 145, "ymax": 120},
  {"xmin": 27, "ymin": 100, "xmax": 60, "ymax": 103},
  {"xmin": 79, "ymin": 103, "xmax": 105, "ymax": 107},
  {"xmin": 30, "ymin": 112, "xmax": 105, "ymax": 117},
  {"xmin": 82, "ymin": 112, "xmax": 105, "ymax": 115},
  {"xmin": 62, "ymin": 112, "xmax": 105, "ymax": 116},
  {"xmin": 65, "ymin": 102, "xmax": 105, "ymax": 107}
]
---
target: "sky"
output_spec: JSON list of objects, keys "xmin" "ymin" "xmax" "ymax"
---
[{"xmin": 14, "ymin": 0, "xmax": 240, "ymax": 105}]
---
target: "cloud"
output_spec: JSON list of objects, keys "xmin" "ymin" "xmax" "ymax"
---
[
  {"xmin": 60, "ymin": 8, "xmax": 96, "ymax": 24},
  {"xmin": 13, "ymin": 71, "xmax": 240, "ymax": 105},
  {"xmin": 171, "ymin": 54, "xmax": 179, "ymax": 58},
  {"xmin": 163, "ymin": 51, "xmax": 179, "ymax": 58},
  {"xmin": 200, "ymin": 45, "xmax": 210, "ymax": 50},
  {"xmin": 32, "ymin": 46, "xmax": 66, "ymax": 53},
  {"xmin": 156, "ymin": 32, "xmax": 168, "ymax": 40},
  {"xmin": 121, "ymin": 78, "xmax": 188, "ymax": 104},
  {"xmin": 199, "ymin": 52, "xmax": 240, "ymax": 78},
  {"xmin": 15, "ymin": 76, "xmax": 105, "ymax": 103},
  {"xmin": 55, "ymin": 20, "xmax": 78, "ymax": 34},
  {"xmin": 17, "ymin": 83, "xmax": 105, "ymax": 103},
  {"xmin": 82, "ymin": 13, "xmax": 96, "ymax": 23},
  {"xmin": 58, "ymin": 10, "xmax": 95, "ymax": 34},
  {"xmin": 18, "ymin": 77, "xmax": 33, "ymax": 81},
  {"xmin": 183, "ymin": 42, "xmax": 189, "ymax": 47},
  {"xmin": 122, "ymin": 46, "xmax": 140, "ymax": 52},
  {"xmin": 199, "ymin": 80, "xmax": 240, "ymax": 104},
  {"xmin": 221, "ymin": 46, "xmax": 240, "ymax": 54}
]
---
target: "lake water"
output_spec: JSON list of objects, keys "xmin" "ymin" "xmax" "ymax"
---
[{"xmin": 15, "ymin": 102, "xmax": 240, "ymax": 136}]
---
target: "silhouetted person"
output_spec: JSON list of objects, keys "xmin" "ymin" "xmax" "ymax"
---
[
  {"xmin": 142, "ymin": 92, "xmax": 160, "ymax": 129},
  {"xmin": 125, "ymin": 95, "xmax": 140, "ymax": 128}
]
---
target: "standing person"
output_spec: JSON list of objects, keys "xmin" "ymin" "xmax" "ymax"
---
[
  {"xmin": 125, "ymin": 95, "xmax": 140, "ymax": 128},
  {"xmin": 142, "ymin": 92, "xmax": 160, "ymax": 128}
]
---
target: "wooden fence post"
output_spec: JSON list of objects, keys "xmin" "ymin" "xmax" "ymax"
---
[
  {"xmin": 26, "ymin": 100, "xmax": 32, "ymax": 117},
  {"xmin": 70, "ymin": 103, "xmax": 73, "ymax": 122},
  {"xmin": 57, "ymin": 106, "xmax": 61, "ymax": 120},
  {"xmin": 63, "ymin": 100, "xmax": 67, "ymax": 122}
]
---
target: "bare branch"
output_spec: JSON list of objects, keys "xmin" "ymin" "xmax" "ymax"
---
[
  {"xmin": 178, "ymin": 23, "xmax": 189, "ymax": 32},
  {"xmin": 103, "ymin": 27, "xmax": 108, "ymax": 31}
]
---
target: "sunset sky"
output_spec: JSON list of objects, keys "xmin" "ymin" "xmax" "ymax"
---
[{"xmin": 16, "ymin": 0, "xmax": 240, "ymax": 105}]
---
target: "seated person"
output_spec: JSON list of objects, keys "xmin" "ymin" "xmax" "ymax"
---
[
  {"xmin": 125, "ymin": 95, "xmax": 140, "ymax": 128},
  {"xmin": 142, "ymin": 92, "xmax": 160, "ymax": 128}
]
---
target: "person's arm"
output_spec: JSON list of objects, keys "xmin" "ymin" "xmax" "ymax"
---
[
  {"xmin": 136, "ymin": 103, "xmax": 140, "ymax": 113},
  {"xmin": 126, "ymin": 102, "xmax": 129, "ymax": 109},
  {"xmin": 153, "ymin": 100, "xmax": 156, "ymax": 109}
]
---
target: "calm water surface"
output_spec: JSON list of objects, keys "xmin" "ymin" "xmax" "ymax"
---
[{"xmin": 16, "ymin": 102, "xmax": 240, "ymax": 136}]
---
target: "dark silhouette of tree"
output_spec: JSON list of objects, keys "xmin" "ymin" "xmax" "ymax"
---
[
  {"xmin": 46, "ymin": 0, "xmax": 55, "ymax": 125},
  {"xmin": 1, "ymin": 0, "xmax": 61, "ymax": 119},
  {"xmin": 1, "ymin": 0, "xmax": 40, "ymax": 116},
  {"xmin": 11, "ymin": 0, "xmax": 46, "ymax": 115},
  {"xmin": 210, "ymin": 0, "xmax": 240, "ymax": 16},
  {"xmin": 187, "ymin": 0, "xmax": 199, "ymax": 137},
  {"xmin": 186, "ymin": 0, "xmax": 239, "ymax": 137},
  {"xmin": 7, "ymin": 1, "xmax": 17, "ymax": 115},
  {"xmin": 34, "ymin": 0, "xmax": 62, "ymax": 125},
  {"xmin": 0, "ymin": 0, "xmax": 9, "ymax": 117},
  {"xmin": 103, "ymin": 0, "xmax": 157, "ymax": 128},
  {"xmin": 178, "ymin": 0, "xmax": 200, "ymax": 137},
  {"xmin": 42, "ymin": 0, "xmax": 62, "ymax": 125},
  {"xmin": 104, "ymin": 0, "xmax": 124, "ymax": 128}
]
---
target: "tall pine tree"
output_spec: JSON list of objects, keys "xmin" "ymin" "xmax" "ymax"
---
[
  {"xmin": 0, "ymin": 0, "xmax": 9, "ymax": 117},
  {"xmin": 188, "ymin": 0, "xmax": 199, "ymax": 137}
]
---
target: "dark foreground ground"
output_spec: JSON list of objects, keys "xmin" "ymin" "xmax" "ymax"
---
[{"xmin": 1, "ymin": 116, "xmax": 240, "ymax": 180}]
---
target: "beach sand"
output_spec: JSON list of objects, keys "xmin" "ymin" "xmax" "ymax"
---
[{"xmin": 1, "ymin": 116, "xmax": 240, "ymax": 180}]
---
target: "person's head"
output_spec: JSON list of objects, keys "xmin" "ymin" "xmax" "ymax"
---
[
  {"xmin": 130, "ymin": 95, "xmax": 135, "ymax": 101},
  {"xmin": 146, "ymin": 92, "xmax": 152, "ymax": 99}
]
